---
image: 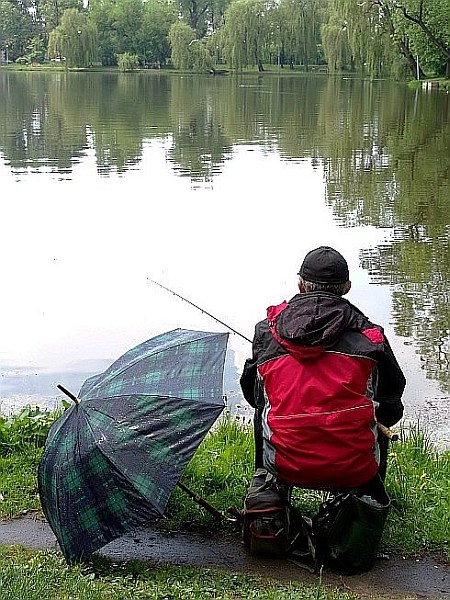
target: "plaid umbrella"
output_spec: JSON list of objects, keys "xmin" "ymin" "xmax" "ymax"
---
[{"xmin": 38, "ymin": 328, "xmax": 229, "ymax": 562}]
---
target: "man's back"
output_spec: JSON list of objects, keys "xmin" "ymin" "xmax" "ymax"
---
[
  {"xmin": 243, "ymin": 292, "xmax": 404, "ymax": 488},
  {"xmin": 241, "ymin": 248, "xmax": 405, "ymax": 489}
]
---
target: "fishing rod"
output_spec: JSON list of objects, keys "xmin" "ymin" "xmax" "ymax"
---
[
  {"xmin": 149, "ymin": 278, "xmax": 400, "ymax": 441},
  {"xmin": 148, "ymin": 277, "xmax": 252, "ymax": 343}
]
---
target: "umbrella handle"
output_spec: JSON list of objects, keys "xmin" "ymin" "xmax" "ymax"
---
[
  {"xmin": 177, "ymin": 482, "xmax": 236, "ymax": 523},
  {"xmin": 57, "ymin": 384, "xmax": 80, "ymax": 405},
  {"xmin": 377, "ymin": 422, "xmax": 399, "ymax": 441}
]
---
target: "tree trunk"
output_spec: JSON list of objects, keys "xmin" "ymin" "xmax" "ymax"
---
[
  {"xmin": 399, "ymin": 40, "xmax": 426, "ymax": 79},
  {"xmin": 397, "ymin": 2, "xmax": 450, "ymax": 73},
  {"xmin": 379, "ymin": 3, "xmax": 426, "ymax": 78}
]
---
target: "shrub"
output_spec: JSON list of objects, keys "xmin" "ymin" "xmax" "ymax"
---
[
  {"xmin": 0, "ymin": 407, "xmax": 58, "ymax": 456},
  {"xmin": 117, "ymin": 53, "xmax": 139, "ymax": 72}
]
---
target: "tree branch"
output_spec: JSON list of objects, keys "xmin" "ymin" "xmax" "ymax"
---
[{"xmin": 394, "ymin": 1, "xmax": 450, "ymax": 59}]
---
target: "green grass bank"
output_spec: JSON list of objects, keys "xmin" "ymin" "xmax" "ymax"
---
[{"xmin": 1, "ymin": 63, "xmax": 449, "ymax": 90}]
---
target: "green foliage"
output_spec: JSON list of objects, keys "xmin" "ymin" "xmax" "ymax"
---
[
  {"xmin": 0, "ymin": 450, "xmax": 43, "ymax": 517},
  {"xmin": 321, "ymin": 0, "xmax": 450, "ymax": 78},
  {"xmin": 16, "ymin": 36, "xmax": 46, "ymax": 65},
  {"xmin": 389, "ymin": 0, "xmax": 450, "ymax": 77},
  {"xmin": 39, "ymin": 0, "xmax": 83, "ymax": 33},
  {"xmin": 88, "ymin": 0, "xmax": 177, "ymax": 67},
  {"xmin": 117, "ymin": 52, "xmax": 139, "ymax": 72},
  {"xmin": 321, "ymin": 0, "xmax": 399, "ymax": 76},
  {"xmin": 193, "ymin": 42, "xmax": 214, "ymax": 71},
  {"xmin": 321, "ymin": 12, "xmax": 350, "ymax": 72},
  {"xmin": 168, "ymin": 21, "xmax": 214, "ymax": 71},
  {"xmin": 168, "ymin": 21, "xmax": 197, "ymax": 70},
  {"xmin": 179, "ymin": 0, "xmax": 209, "ymax": 36},
  {"xmin": 1, "ymin": 0, "xmax": 447, "ymax": 76},
  {"xmin": 107, "ymin": 0, "xmax": 144, "ymax": 56},
  {"xmin": 276, "ymin": 0, "xmax": 323, "ymax": 68},
  {"xmin": 139, "ymin": 0, "xmax": 178, "ymax": 65},
  {"xmin": 177, "ymin": 0, "xmax": 232, "ymax": 37},
  {"xmin": 0, "ymin": 547, "xmax": 358, "ymax": 600},
  {"xmin": 0, "ymin": 0, "xmax": 37, "ymax": 63},
  {"xmin": 384, "ymin": 424, "xmax": 450, "ymax": 557},
  {"xmin": 48, "ymin": 8, "xmax": 98, "ymax": 68},
  {"xmin": 0, "ymin": 408, "xmax": 59, "ymax": 516},
  {"xmin": 220, "ymin": 0, "xmax": 273, "ymax": 71},
  {"xmin": 86, "ymin": 0, "xmax": 118, "ymax": 66},
  {"xmin": 0, "ymin": 408, "xmax": 56, "ymax": 456},
  {"xmin": 0, "ymin": 0, "xmax": 448, "ymax": 76}
]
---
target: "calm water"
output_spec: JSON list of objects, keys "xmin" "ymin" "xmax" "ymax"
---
[{"xmin": 0, "ymin": 71, "xmax": 448, "ymax": 446}]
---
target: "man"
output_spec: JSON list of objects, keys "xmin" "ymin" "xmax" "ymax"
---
[{"xmin": 240, "ymin": 245, "xmax": 406, "ymax": 493}]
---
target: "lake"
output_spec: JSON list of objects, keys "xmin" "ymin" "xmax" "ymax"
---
[{"xmin": 0, "ymin": 70, "xmax": 448, "ymax": 447}]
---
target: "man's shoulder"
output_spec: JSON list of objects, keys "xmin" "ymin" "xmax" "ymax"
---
[
  {"xmin": 335, "ymin": 326, "xmax": 387, "ymax": 358},
  {"xmin": 254, "ymin": 317, "xmax": 270, "ymax": 336}
]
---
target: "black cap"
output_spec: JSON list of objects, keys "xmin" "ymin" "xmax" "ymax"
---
[{"xmin": 298, "ymin": 246, "xmax": 349, "ymax": 284}]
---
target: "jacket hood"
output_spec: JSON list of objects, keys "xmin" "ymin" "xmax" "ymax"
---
[{"xmin": 272, "ymin": 292, "xmax": 368, "ymax": 350}]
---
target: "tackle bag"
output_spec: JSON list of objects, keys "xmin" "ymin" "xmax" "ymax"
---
[
  {"xmin": 312, "ymin": 489, "xmax": 391, "ymax": 574},
  {"xmin": 242, "ymin": 468, "xmax": 295, "ymax": 556}
]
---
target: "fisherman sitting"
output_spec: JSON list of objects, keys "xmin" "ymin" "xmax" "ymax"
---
[{"xmin": 239, "ymin": 246, "xmax": 406, "ymax": 573}]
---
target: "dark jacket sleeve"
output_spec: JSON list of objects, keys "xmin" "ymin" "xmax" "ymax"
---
[
  {"xmin": 240, "ymin": 357, "xmax": 258, "ymax": 408},
  {"xmin": 240, "ymin": 322, "xmax": 266, "ymax": 409},
  {"xmin": 373, "ymin": 336, "xmax": 406, "ymax": 427}
]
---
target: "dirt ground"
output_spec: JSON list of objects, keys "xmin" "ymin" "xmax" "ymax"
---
[{"xmin": 0, "ymin": 515, "xmax": 448, "ymax": 600}]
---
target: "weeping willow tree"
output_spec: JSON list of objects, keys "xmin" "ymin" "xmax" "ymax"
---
[
  {"xmin": 321, "ymin": 0, "xmax": 383, "ymax": 74},
  {"xmin": 275, "ymin": 0, "xmax": 323, "ymax": 69},
  {"xmin": 220, "ymin": 0, "xmax": 274, "ymax": 71},
  {"xmin": 321, "ymin": 10, "xmax": 350, "ymax": 71},
  {"xmin": 169, "ymin": 21, "xmax": 213, "ymax": 71},
  {"xmin": 169, "ymin": 22, "xmax": 197, "ymax": 69},
  {"xmin": 48, "ymin": 8, "xmax": 98, "ymax": 68},
  {"xmin": 321, "ymin": 0, "xmax": 427, "ymax": 78}
]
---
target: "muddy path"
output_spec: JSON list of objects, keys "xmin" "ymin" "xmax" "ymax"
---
[{"xmin": 1, "ymin": 515, "xmax": 448, "ymax": 599}]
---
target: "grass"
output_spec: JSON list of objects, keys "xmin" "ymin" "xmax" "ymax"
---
[
  {"xmin": 0, "ymin": 546, "xmax": 359, "ymax": 600},
  {"xmin": 407, "ymin": 77, "xmax": 450, "ymax": 91},
  {"xmin": 385, "ymin": 425, "xmax": 450, "ymax": 555},
  {"xmin": 0, "ymin": 407, "xmax": 58, "ymax": 517},
  {"xmin": 3, "ymin": 62, "xmax": 448, "ymax": 89},
  {"xmin": 0, "ymin": 62, "xmax": 321, "ymax": 77},
  {"xmin": 0, "ymin": 450, "xmax": 42, "ymax": 516}
]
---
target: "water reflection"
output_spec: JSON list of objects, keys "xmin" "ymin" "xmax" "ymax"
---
[
  {"xmin": 0, "ymin": 70, "xmax": 448, "ymax": 443},
  {"xmin": 360, "ymin": 239, "xmax": 449, "ymax": 394}
]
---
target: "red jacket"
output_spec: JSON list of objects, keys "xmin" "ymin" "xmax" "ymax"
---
[{"xmin": 240, "ymin": 293, "xmax": 405, "ymax": 489}]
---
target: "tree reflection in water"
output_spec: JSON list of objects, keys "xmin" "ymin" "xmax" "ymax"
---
[{"xmin": 0, "ymin": 70, "xmax": 448, "ymax": 401}]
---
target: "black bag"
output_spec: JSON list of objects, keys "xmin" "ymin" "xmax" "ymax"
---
[
  {"xmin": 242, "ymin": 469, "xmax": 294, "ymax": 556},
  {"xmin": 243, "ymin": 506, "xmax": 292, "ymax": 556},
  {"xmin": 313, "ymin": 491, "xmax": 391, "ymax": 574}
]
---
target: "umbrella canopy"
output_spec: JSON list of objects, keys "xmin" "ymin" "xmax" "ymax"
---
[{"xmin": 38, "ymin": 328, "xmax": 229, "ymax": 562}]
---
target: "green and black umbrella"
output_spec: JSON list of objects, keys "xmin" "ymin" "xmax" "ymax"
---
[{"xmin": 38, "ymin": 328, "xmax": 229, "ymax": 562}]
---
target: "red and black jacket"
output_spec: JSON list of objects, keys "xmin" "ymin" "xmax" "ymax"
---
[{"xmin": 240, "ymin": 292, "xmax": 406, "ymax": 489}]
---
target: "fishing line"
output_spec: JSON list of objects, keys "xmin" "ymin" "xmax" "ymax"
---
[
  {"xmin": 150, "ymin": 277, "xmax": 397, "ymax": 439},
  {"xmin": 147, "ymin": 277, "xmax": 252, "ymax": 343}
]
